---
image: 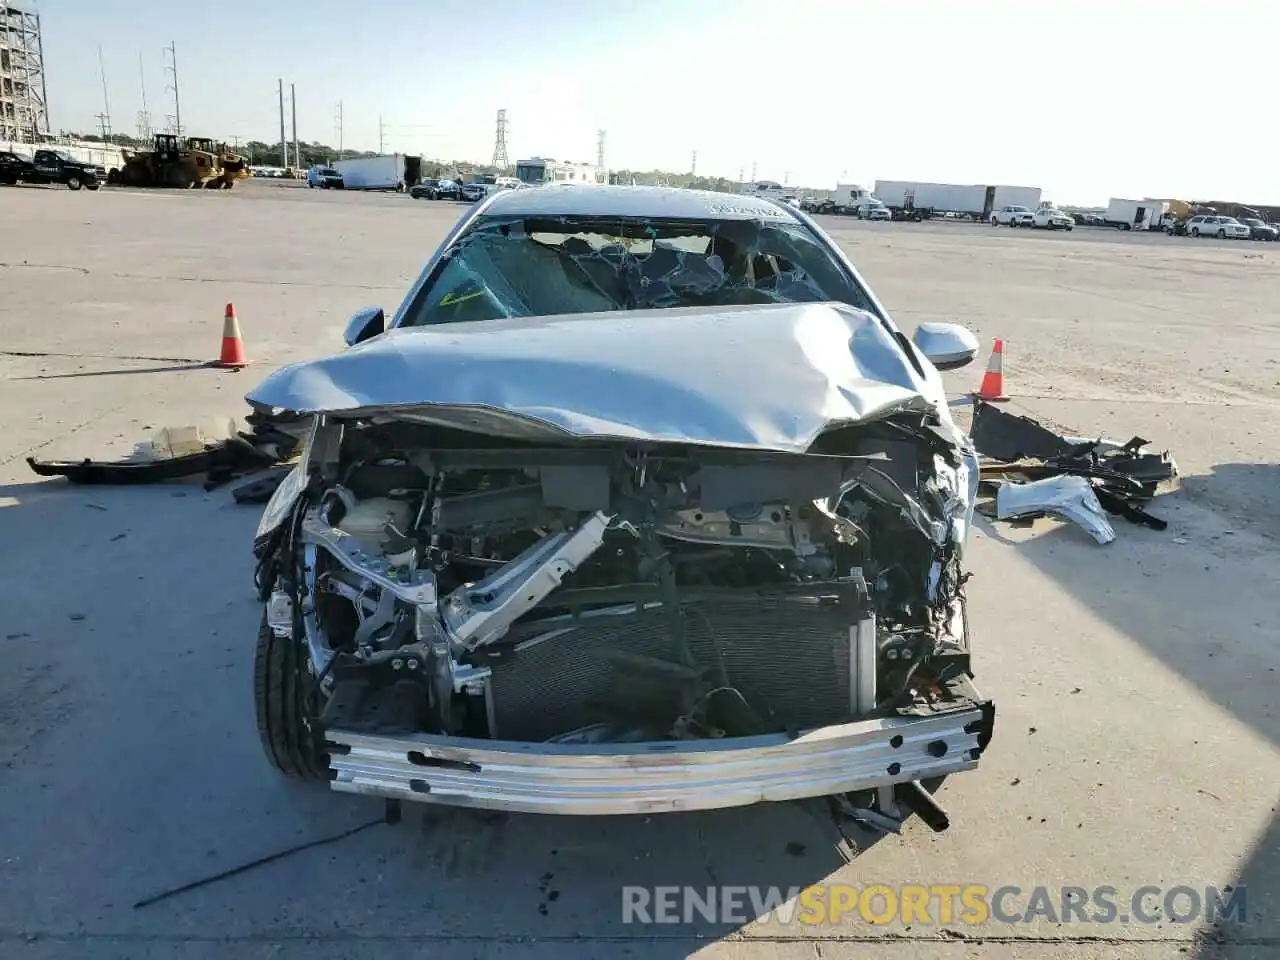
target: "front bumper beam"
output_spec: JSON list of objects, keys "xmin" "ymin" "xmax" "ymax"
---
[{"xmin": 324, "ymin": 701, "xmax": 992, "ymax": 816}]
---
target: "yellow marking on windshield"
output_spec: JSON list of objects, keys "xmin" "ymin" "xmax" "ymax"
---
[{"xmin": 439, "ymin": 289, "xmax": 485, "ymax": 307}]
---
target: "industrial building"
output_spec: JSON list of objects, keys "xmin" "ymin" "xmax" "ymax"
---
[
  {"xmin": 0, "ymin": 2, "xmax": 47, "ymax": 142},
  {"xmin": 514, "ymin": 157, "xmax": 604, "ymax": 186}
]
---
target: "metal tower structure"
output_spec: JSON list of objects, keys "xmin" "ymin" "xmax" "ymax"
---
[
  {"xmin": 136, "ymin": 52, "xmax": 152, "ymax": 142},
  {"xmin": 95, "ymin": 44, "xmax": 111, "ymax": 142},
  {"xmin": 162, "ymin": 42, "xmax": 181, "ymax": 137},
  {"xmin": 0, "ymin": 2, "xmax": 49, "ymax": 142},
  {"xmin": 492, "ymin": 108, "xmax": 509, "ymax": 169},
  {"xmin": 596, "ymin": 128, "xmax": 606, "ymax": 175}
]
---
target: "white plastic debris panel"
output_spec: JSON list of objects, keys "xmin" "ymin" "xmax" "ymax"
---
[
  {"xmin": 246, "ymin": 301, "xmax": 954, "ymax": 455},
  {"xmin": 996, "ymin": 476, "xmax": 1116, "ymax": 545}
]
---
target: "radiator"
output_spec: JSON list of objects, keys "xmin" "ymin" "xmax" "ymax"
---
[{"xmin": 486, "ymin": 593, "xmax": 864, "ymax": 741}]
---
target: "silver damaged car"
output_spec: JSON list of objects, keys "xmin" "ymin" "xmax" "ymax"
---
[{"xmin": 247, "ymin": 186, "xmax": 996, "ymax": 825}]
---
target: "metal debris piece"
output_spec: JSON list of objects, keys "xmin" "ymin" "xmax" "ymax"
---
[
  {"xmin": 972, "ymin": 401, "xmax": 1177, "ymax": 535},
  {"xmin": 997, "ymin": 476, "xmax": 1117, "ymax": 545}
]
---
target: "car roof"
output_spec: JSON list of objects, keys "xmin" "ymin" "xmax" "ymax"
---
[{"xmin": 479, "ymin": 184, "xmax": 803, "ymax": 223}]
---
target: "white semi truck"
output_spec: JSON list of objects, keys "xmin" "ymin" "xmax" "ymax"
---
[
  {"xmin": 873, "ymin": 181, "xmax": 1042, "ymax": 220},
  {"xmin": 331, "ymin": 153, "xmax": 423, "ymax": 191}
]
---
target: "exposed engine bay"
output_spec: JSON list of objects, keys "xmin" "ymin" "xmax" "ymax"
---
[{"xmin": 255, "ymin": 410, "xmax": 984, "ymax": 751}]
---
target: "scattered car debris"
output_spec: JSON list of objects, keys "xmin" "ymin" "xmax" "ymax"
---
[
  {"xmin": 971, "ymin": 400, "xmax": 1177, "ymax": 538},
  {"xmin": 26, "ymin": 406, "xmax": 309, "ymax": 491},
  {"xmin": 996, "ymin": 475, "xmax": 1116, "ymax": 544}
]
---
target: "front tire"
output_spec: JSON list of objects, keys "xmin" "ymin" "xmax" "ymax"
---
[
  {"xmin": 66, "ymin": 175, "xmax": 83, "ymax": 191},
  {"xmin": 1217, "ymin": 229, "xmax": 1226, "ymax": 239},
  {"xmin": 253, "ymin": 610, "xmax": 326, "ymax": 780}
]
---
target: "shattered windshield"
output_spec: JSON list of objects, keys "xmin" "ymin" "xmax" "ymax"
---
[{"xmin": 401, "ymin": 214, "xmax": 875, "ymax": 326}]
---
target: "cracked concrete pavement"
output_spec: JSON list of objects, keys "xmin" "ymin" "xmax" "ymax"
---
[{"xmin": 0, "ymin": 181, "xmax": 1277, "ymax": 959}]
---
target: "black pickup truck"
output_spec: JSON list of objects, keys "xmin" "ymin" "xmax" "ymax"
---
[{"xmin": 0, "ymin": 149, "xmax": 106, "ymax": 190}]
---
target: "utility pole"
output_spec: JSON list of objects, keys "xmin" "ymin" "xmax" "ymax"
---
[
  {"xmin": 378, "ymin": 114, "xmax": 385, "ymax": 154},
  {"xmin": 96, "ymin": 44, "xmax": 112, "ymax": 142},
  {"xmin": 691, "ymin": 150, "xmax": 697, "ymax": 176},
  {"xmin": 334, "ymin": 101, "xmax": 344, "ymax": 160},
  {"xmin": 751, "ymin": 160, "xmax": 757, "ymax": 181},
  {"xmin": 163, "ymin": 42, "xmax": 181, "ymax": 137},
  {"xmin": 291, "ymin": 83, "xmax": 299, "ymax": 170},
  {"xmin": 277, "ymin": 78, "xmax": 287, "ymax": 168}
]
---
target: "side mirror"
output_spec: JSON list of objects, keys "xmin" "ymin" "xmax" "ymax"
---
[
  {"xmin": 343, "ymin": 306, "xmax": 385, "ymax": 346},
  {"xmin": 912, "ymin": 322, "xmax": 979, "ymax": 371}
]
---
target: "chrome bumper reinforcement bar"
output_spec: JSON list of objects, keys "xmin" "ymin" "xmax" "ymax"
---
[{"xmin": 324, "ymin": 707, "xmax": 989, "ymax": 816}]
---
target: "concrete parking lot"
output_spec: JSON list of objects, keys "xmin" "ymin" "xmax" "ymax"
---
[{"xmin": 1, "ymin": 180, "xmax": 1277, "ymax": 959}]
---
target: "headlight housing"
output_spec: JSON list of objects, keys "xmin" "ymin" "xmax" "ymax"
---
[{"xmin": 254, "ymin": 416, "xmax": 316, "ymax": 539}]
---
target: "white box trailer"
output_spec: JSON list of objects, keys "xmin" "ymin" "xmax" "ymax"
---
[
  {"xmin": 872, "ymin": 180, "xmax": 1043, "ymax": 219},
  {"xmin": 990, "ymin": 185, "xmax": 1042, "ymax": 212},
  {"xmin": 331, "ymin": 153, "xmax": 423, "ymax": 191},
  {"xmin": 874, "ymin": 181, "xmax": 986, "ymax": 217},
  {"xmin": 1104, "ymin": 197, "xmax": 1167, "ymax": 231}
]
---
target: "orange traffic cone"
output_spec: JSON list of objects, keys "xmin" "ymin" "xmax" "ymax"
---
[
  {"xmin": 973, "ymin": 338, "xmax": 1007, "ymax": 401},
  {"xmin": 216, "ymin": 303, "xmax": 248, "ymax": 369}
]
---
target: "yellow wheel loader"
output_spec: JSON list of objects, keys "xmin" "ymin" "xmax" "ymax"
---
[{"xmin": 117, "ymin": 134, "xmax": 248, "ymax": 190}]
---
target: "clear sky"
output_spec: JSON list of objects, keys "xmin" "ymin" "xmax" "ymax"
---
[{"xmin": 36, "ymin": 0, "xmax": 1280, "ymax": 204}]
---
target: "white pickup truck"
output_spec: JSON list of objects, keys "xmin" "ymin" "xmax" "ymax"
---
[
  {"xmin": 1030, "ymin": 206, "xmax": 1074, "ymax": 231},
  {"xmin": 990, "ymin": 204, "xmax": 1034, "ymax": 227}
]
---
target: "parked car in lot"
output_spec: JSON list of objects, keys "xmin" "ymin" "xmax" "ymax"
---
[
  {"xmin": 245, "ymin": 185, "xmax": 994, "ymax": 826},
  {"xmin": 1031, "ymin": 207, "xmax": 1074, "ymax": 231},
  {"xmin": 1185, "ymin": 215, "xmax": 1250, "ymax": 239},
  {"xmin": 306, "ymin": 166, "xmax": 345, "ymax": 189},
  {"xmin": 0, "ymin": 149, "xmax": 105, "ymax": 190},
  {"xmin": 410, "ymin": 178, "xmax": 460, "ymax": 201},
  {"xmin": 863, "ymin": 202, "xmax": 892, "ymax": 221},
  {"xmin": 1237, "ymin": 218, "xmax": 1278, "ymax": 241},
  {"xmin": 991, "ymin": 204, "xmax": 1033, "ymax": 226}
]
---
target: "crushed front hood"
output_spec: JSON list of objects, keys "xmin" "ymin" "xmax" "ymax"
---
[{"xmin": 247, "ymin": 302, "xmax": 948, "ymax": 454}]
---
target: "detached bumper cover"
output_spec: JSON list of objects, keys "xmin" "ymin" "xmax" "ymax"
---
[{"xmin": 325, "ymin": 700, "xmax": 993, "ymax": 816}]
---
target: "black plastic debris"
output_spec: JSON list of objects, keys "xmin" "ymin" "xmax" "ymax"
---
[
  {"xmin": 26, "ymin": 406, "xmax": 309, "ymax": 492},
  {"xmin": 971, "ymin": 401, "xmax": 1176, "ymax": 531}
]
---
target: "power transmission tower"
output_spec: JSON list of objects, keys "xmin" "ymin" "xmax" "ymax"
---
[
  {"xmin": 334, "ymin": 101, "xmax": 344, "ymax": 159},
  {"xmin": 378, "ymin": 114, "xmax": 385, "ymax": 154},
  {"xmin": 751, "ymin": 160, "xmax": 757, "ymax": 181},
  {"xmin": 136, "ymin": 52, "xmax": 151, "ymax": 141},
  {"xmin": 596, "ymin": 129, "xmax": 606, "ymax": 175},
  {"xmin": 162, "ymin": 42, "xmax": 181, "ymax": 137},
  {"xmin": 96, "ymin": 45, "xmax": 112, "ymax": 142},
  {"xmin": 691, "ymin": 150, "xmax": 697, "ymax": 176},
  {"xmin": 492, "ymin": 109, "xmax": 509, "ymax": 169}
]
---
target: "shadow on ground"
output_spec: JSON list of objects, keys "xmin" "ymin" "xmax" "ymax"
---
[{"xmin": 980, "ymin": 461, "xmax": 1280, "ymax": 959}]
